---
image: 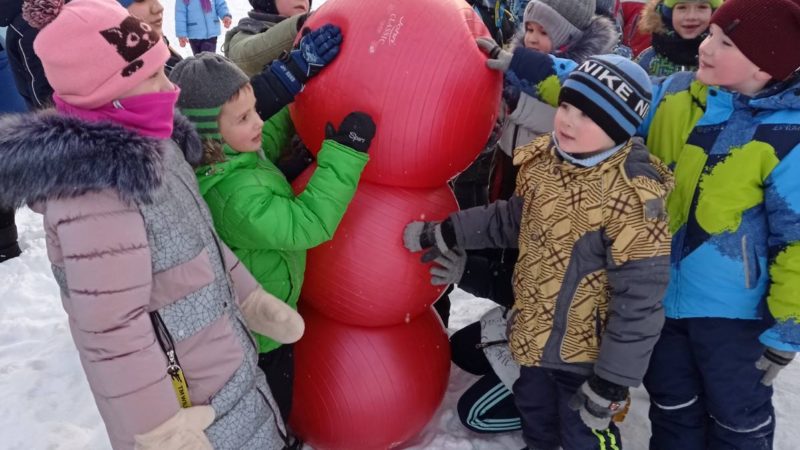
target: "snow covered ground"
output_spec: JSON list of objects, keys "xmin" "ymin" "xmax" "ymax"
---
[
  {"xmin": 2, "ymin": 0, "xmax": 799, "ymax": 448},
  {"xmin": 2, "ymin": 208, "xmax": 799, "ymax": 449}
]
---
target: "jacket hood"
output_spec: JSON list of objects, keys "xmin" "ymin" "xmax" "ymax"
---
[
  {"xmin": 195, "ymin": 146, "xmax": 257, "ymax": 195},
  {"xmin": 0, "ymin": 110, "xmax": 202, "ymax": 209},
  {"xmin": 640, "ymin": 0, "xmax": 668, "ymax": 35},
  {"xmin": 748, "ymin": 75, "xmax": 800, "ymax": 111},
  {"xmin": 510, "ymin": 15, "xmax": 619, "ymax": 64}
]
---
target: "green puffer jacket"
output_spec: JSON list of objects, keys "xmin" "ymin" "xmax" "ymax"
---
[{"xmin": 196, "ymin": 107, "xmax": 369, "ymax": 353}]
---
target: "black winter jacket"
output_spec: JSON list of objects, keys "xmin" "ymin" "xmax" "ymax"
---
[{"xmin": 1, "ymin": 0, "xmax": 53, "ymax": 110}]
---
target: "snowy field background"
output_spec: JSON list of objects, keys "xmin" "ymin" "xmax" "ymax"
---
[{"xmin": 2, "ymin": 0, "xmax": 799, "ymax": 448}]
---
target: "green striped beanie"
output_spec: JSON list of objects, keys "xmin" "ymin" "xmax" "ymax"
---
[{"xmin": 169, "ymin": 52, "xmax": 250, "ymax": 140}]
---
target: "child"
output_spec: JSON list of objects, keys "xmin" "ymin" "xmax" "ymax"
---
[
  {"xmin": 0, "ymin": 40, "xmax": 26, "ymax": 264},
  {"xmin": 620, "ymin": 0, "xmax": 651, "ymax": 56},
  {"xmin": 405, "ymin": 54, "xmax": 673, "ymax": 449},
  {"xmin": 475, "ymin": 0, "xmax": 800, "ymax": 446},
  {"xmin": 224, "ymin": 0, "xmax": 311, "ymax": 77},
  {"xmin": 118, "ymin": 0, "xmax": 183, "ymax": 74},
  {"xmin": 170, "ymin": 50, "xmax": 374, "ymax": 422},
  {"xmin": 636, "ymin": 0, "xmax": 721, "ymax": 76},
  {"xmin": 0, "ymin": 0, "xmax": 52, "ymax": 109},
  {"xmin": 468, "ymin": 0, "xmax": 517, "ymax": 46},
  {"xmin": 443, "ymin": 0, "xmax": 621, "ymax": 430},
  {"xmin": 176, "ymin": 0, "xmax": 232, "ymax": 55},
  {"xmin": 0, "ymin": 0, "xmax": 304, "ymax": 448},
  {"xmin": 497, "ymin": 0, "xmax": 619, "ymax": 197}
]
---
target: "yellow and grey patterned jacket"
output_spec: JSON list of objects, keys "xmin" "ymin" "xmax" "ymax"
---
[{"xmin": 450, "ymin": 134, "xmax": 673, "ymax": 386}]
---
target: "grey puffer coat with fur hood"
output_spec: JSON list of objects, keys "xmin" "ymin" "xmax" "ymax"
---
[
  {"xmin": 499, "ymin": 15, "xmax": 619, "ymax": 156},
  {"xmin": 0, "ymin": 111, "xmax": 288, "ymax": 450}
]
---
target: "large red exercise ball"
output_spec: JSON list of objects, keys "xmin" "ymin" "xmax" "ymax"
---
[
  {"xmin": 290, "ymin": 0, "xmax": 502, "ymax": 188},
  {"xmin": 290, "ymin": 305, "xmax": 451, "ymax": 450},
  {"xmin": 292, "ymin": 165, "xmax": 457, "ymax": 326}
]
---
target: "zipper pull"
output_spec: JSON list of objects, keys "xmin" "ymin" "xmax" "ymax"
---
[
  {"xmin": 166, "ymin": 350, "xmax": 192, "ymax": 408},
  {"xmin": 475, "ymin": 339, "xmax": 508, "ymax": 349}
]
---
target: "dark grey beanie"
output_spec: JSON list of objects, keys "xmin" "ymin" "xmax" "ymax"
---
[
  {"xmin": 169, "ymin": 52, "xmax": 250, "ymax": 139},
  {"xmin": 524, "ymin": 0, "xmax": 597, "ymax": 50}
]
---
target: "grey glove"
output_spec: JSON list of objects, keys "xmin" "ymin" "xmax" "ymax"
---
[
  {"xmin": 568, "ymin": 376, "xmax": 629, "ymax": 431},
  {"xmin": 476, "ymin": 37, "xmax": 512, "ymax": 72},
  {"xmin": 430, "ymin": 248, "xmax": 467, "ymax": 286},
  {"xmin": 403, "ymin": 220, "xmax": 457, "ymax": 263},
  {"xmin": 755, "ymin": 347, "xmax": 795, "ymax": 386}
]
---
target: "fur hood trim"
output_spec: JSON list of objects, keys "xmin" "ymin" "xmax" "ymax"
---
[
  {"xmin": 640, "ymin": 0, "xmax": 668, "ymax": 35},
  {"xmin": 510, "ymin": 15, "xmax": 619, "ymax": 64},
  {"xmin": 0, "ymin": 111, "xmax": 202, "ymax": 208}
]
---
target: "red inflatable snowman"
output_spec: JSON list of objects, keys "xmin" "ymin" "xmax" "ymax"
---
[{"xmin": 289, "ymin": 0, "xmax": 501, "ymax": 448}]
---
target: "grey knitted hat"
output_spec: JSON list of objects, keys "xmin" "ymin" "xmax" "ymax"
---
[
  {"xmin": 169, "ymin": 52, "xmax": 250, "ymax": 139},
  {"xmin": 524, "ymin": 0, "xmax": 597, "ymax": 50}
]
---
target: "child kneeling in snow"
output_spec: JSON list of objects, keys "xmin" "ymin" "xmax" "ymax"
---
[
  {"xmin": 0, "ymin": 1, "xmax": 302, "ymax": 448},
  {"xmin": 169, "ymin": 45, "xmax": 374, "ymax": 422},
  {"xmin": 405, "ymin": 54, "xmax": 672, "ymax": 449}
]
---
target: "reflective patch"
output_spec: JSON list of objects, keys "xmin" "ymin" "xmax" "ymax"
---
[
  {"xmin": 652, "ymin": 395, "xmax": 699, "ymax": 410},
  {"xmin": 711, "ymin": 414, "xmax": 773, "ymax": 434}
]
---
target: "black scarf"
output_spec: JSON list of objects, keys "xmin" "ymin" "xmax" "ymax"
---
[{"xmin": 651, "ymin": 31, "xmax": 706, "ymax": 67}]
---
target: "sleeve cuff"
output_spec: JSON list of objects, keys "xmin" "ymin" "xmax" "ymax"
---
[{"xmin": 760, "ymin": 326, "xmax": 800, "ymax": 352}]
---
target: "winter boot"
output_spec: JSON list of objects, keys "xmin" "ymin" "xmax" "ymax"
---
[{"xmin": 0, "ymin": 221, "xmax": 21, "ymax": 263}]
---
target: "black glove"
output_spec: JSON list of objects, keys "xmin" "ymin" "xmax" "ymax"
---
[
  {"xmin": 324, "ymin": 112, "xmax": 376, "ymax": 153},
  {"xmin": 270, "ymin": 24, "xmax": 342, "ymax": 96},
  {"xmin": 568, "ymin": 375, "xmax": 629, "ymax": 430},
  {"xmin": 276, "ymin": 136, "xmax": 315, "ymax": 182},
  {"xmin": 403, "ymin": 219, "xmax": 458, "ymax": 263}
]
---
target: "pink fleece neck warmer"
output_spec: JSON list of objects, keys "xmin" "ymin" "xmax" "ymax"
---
[{"xmin": 53, "ymin": 87, "xmax": 180, "ymax": 139}]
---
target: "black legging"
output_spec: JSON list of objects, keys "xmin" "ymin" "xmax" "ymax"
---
[{"xmin": 450, "ymin": 321, "xmax": 521, "ymax": 433}]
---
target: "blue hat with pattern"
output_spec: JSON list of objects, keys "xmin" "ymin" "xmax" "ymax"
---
[{"xmin": 558, "ymin": 54, "xmax": 653, "ymax": 144}]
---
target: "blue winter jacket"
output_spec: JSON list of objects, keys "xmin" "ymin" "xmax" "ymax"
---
[
  {"xmin": 508, "ymin": 48, "xmax": 800, "ymax": 353},
  {"xmin": 175, "ymin": 0, "xmax": 231, "ymax": 40}
]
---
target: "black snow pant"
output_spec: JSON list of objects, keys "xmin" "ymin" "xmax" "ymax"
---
[
  {"xmin": 515, "ymin": 366, "xmax": 622, "ymax": 450},
  {"xmin": 644, "ymin": 318, "xmax": 775, "ymax": 450},
  {"xmin": 258, "ymin": 343, "xmax": 295, "ymax": 423},
  {"xmin": 0, "ymin": 208, "xmax": 20, "ymax": 262}
]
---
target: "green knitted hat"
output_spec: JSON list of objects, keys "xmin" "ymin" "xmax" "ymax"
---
[{"xmin": 169, "ymin": 52, "xmax": 250, "ymax": 139}]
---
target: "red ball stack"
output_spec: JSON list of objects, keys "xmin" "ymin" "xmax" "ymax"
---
[{"xmin": 288, "ymin": 0, "xmax": 501, "ymax": 448}]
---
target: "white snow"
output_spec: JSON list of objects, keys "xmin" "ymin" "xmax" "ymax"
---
[
  {"xmin": 2, "ymin": 0, "xmax": 799, "ymax": 448},
  {"xmin": 3, "ymin": 207, "xmax": 800, "ymax": 449}
]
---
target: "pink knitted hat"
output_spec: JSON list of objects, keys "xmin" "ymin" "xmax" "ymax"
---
[{"xmin": 26, "ymin": 0, "xmax": 169, "ymax": 108}]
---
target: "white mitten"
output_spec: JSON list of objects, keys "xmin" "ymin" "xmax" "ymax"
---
[
  {"xmin": 240, "ymin": 288, "xmax": 305, "ymax": 343},
  {"xmin": 134, "ymin": 406, "xmax": 215, "ymax": 450}
]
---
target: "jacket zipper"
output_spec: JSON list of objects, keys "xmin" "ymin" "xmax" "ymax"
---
[{"xmin": 150, "ymin": 312, "xmax": 193, "ymax": 408}]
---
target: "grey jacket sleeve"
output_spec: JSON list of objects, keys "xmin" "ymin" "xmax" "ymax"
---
[
  {"xmin": 507, "ymin": 92, "xmax": 557, "ymax": 136},
  {"xmin": 449, "ymin": 195, "xmax": 523, "ymax": 250},
  {"xmin": 594, "ymin": 255, "xmax": 669, "ymax": 387}
]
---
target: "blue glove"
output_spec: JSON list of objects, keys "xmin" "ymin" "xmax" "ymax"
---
[
  {"xmin": 502, "ymin": 70, "xmax": 522, "ymax": 110},
  {"xmin": 270, "ymin": 24, "xmax": 343, "ymax": 96}
]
